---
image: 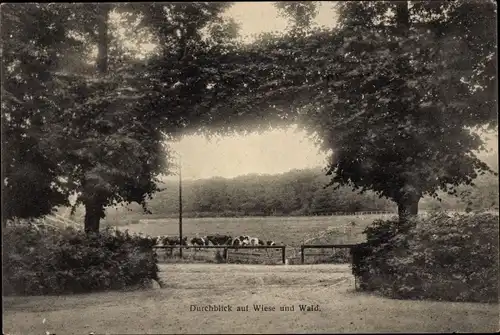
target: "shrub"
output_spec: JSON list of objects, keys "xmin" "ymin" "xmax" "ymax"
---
[
  {"xmin": 2, "ymin": 224, "xmax": 163, "ymax": 296},
  {"xmin": 351, "ymin": 212, "xmax": 499, "ymax": 303},
  {"xmin": 351, "ymin": 215, "xmax": 409, "ymax": 290}
]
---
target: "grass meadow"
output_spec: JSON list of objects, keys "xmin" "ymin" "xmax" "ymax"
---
[
  {"xmin": 114, "ymin": 214, "xmax": 396, "ymax": 264},
  {"xmin": 115, "ymin": 214, "xmax": 395, "ymax": 245}
]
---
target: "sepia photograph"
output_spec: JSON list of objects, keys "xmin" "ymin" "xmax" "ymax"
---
[{"xmin": 1, "ymin": 1, "xmax": 498, "ymax": 334}]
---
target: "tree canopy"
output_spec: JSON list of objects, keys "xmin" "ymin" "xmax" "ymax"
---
[
  {"xmin": 200, "ymin": 0, "xmax": 497, "ymax": 222},
  {"xmin": 2, "ymin": 2, "xmax": 497, "ymax": 229},
  {"xmin": 311, "ymin": 1, "xmax": 497, "ymax": 221},
  {"xmin": 2, "ymin": 4, "xmax": 169, "ymax": 229},
  {"xmin": 1, "ymin": 3, "xmax": 243, "ymax": 231},
  {"xmin": 2, "ymin": 4, "xmax": 82, "ymax": 220}
]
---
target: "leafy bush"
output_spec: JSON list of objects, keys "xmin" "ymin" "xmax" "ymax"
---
[
  {"xmin": 351, "ymin": 212, "xmax": 499, "ymax": 303},
  {"xmin": 2, "ymin": 224, "xmax": 163, "ymax": 296}
]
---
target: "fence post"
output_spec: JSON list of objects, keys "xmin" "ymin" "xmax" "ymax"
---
[
  {"xmin": 224, "ymin": 247, "xmax": 228, "ymax": 263},
  {"xmin": 301, "ymin": 246, "xmax": 304, "ymax": 264},
  {"xmin": 282, "ymin": 247, "xmax": 286, "ymax": 264}
]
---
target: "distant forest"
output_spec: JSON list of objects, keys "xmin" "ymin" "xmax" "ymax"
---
[{"xmin": 89, "ymin": 153, "xmax": 498, "ymax": 221}]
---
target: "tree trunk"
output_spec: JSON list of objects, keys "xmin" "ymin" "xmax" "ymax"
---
[
  {"xmin": 96, "ymin": 4, "xmax": 110, "ymax": 74},
  {"xmin": 395, "ymin": 1, "xmax": 410, "ymax": 34},
  {"xmin": 84, "ymin": 198, "xmax": 105, "ymax": 234},
  {"xmin": 397, "ymin": 193, "xmax": 421, "ymax": 224},
  {"xmin": 394, "ymin": 1, "xmax": 416, "ymax": 226},
  {"xmin": 83, "ymin": 4, "xmax": 110, "ymax": 235}
]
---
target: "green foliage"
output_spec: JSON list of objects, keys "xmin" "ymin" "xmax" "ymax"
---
[
  {"xmin": 2, "ymin": 224, "xmax": 162, "ymax": 295},
  {"xmin": 203, "ymin": 1, "xmax": 498, "ymax": 221},
  {"xmin": 309, "ymin": 1, "xmax": 497, "ymax": 216},
  {"xmin": 3, "ymin": 2, "xmax": 496, "ymax": 230},
  {"xmin": 1, "ymin": 4, "xmax": 85, "ymax": 221},
  {"xmin": 1, "ymin": 4, "xmax": 169, "ymax": 229},
  {"xmin": 62, "ymin": 3, "xmax": 239, "ymax": 231},
  {"xmin": 458, "ymin": 171, "xmax": 499, "ymax": 212},
  {"xmin": 125, "ymin": 2, "xmax": 242, "ymax": 138},
  {"xmin": 352, "ymin": 212, "xmax": 499, "ymax": 303},
  {"xmin": 48, "ymin": 72, "xmax": 168, "ymax": 213}
]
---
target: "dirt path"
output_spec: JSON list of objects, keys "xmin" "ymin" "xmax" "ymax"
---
[{"xmin": 3, "ymin": 264, "xmax": 498, "ymax": 334}]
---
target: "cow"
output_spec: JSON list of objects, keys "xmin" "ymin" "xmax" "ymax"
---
[
  {"xmin": 206, "ymin": 234, "xmax": 232, "ymax": 246},
  {"xmin": 163, "ymin": 236, "xmax": 188, "ymax": 246},
  {"xmin": 256, "ymin": 239, "xmax": 278, "ymax": 255},
  {"xmin": 231, "ymin": 236, "xmax": 247, "ymax": 249},
  {"xmin": 157, "ymin": 236, "xmax": 188, "ymax": 257},
  {"xmin": 258, "ymin": 240, "xmax": 279, "ymax": 253},
  {"xmin": 202, "ymin": 236, "xmax": 213, "ymax": 246},
  {"xmin": 155, "ymin": 235, "xmax": 168, "ymax": 246},
  {"xmin": 249, "ymin": 237, "xmax": 260, "ymax": 246},
  {"xmin": 190, "ymin": 237, "xmax": 206, "ymax": 251},
  {"xmin": 237, "ymin": 235, "xmax": 250, "ymax": 245},
  {"xmin": 232, "ymin": 237, "xmax": 242, "ymax": 247},
  {"xmin": 231, "ymin": 235, "xmax": 252, "ymax": 250},
  {"xmin": 255, "ymin": 239, "xmax": 275, "ymax": 246}
]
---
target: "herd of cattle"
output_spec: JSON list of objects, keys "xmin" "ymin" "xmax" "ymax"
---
[{"xmin": 146, "ymin": 234, "xmax": 279, "ymax": 248}]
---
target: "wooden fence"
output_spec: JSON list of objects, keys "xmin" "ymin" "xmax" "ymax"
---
[
  {"xmin": 300, "ymin": 244, "xmax": 359, "ymax": 264},
  {"xmin": 153, "ymin": 244, "xmax": 363, "ymax": 265},
  {"xmin": 153, "ymin": 245, "xmax": 287, "ymax": 264},
  {"xmin": 310, "ymin": 211, "xmax": 395, "ymax": 216}
]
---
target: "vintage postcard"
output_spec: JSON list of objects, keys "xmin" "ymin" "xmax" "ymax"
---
[{"xmin": 2, "ymin": 1, "xmax": 498, "ymax": 334}]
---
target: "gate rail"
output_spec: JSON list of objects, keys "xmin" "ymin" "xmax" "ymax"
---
[{"xmin": 300, "ymin": 244, "xmax": 359, "ymax": 264}]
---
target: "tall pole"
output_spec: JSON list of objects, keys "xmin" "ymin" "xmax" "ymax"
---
[{"xmin": 178, "ymin": 153, "xmax": 183, "ymax": 258}]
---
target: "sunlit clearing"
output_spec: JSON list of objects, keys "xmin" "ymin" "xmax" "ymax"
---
[{"xmin": 164, "ymin": 126, "xmax": 328, "ymax": 180}]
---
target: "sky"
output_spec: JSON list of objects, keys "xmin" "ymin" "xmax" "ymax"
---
[
  {"xmin": 164, "ymin": 2, "xmax": 338, "ymax": 181},
  {"xmin": 224, "ymin": 2, "xmax": 338, "ymax": 42},
  {"xmin": 167, "ymin": 126, "xmax": 330, "ymax": 180}
]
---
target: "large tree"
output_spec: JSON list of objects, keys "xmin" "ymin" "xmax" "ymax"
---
[
  {"xmin": 1, "ymin": 4, "xmax": 169, "ymax": 231},
  {"xmin": 224, "ymin": 0, "xmax": 497, "ymax": 223},
  {"xmin": 312, "ymin": 1, "xmax": 497, "ymax": 222},
  {"xmin": 1, "ymin": 4, "xmax": 86, "ymax": 223},
  {"xmin": 2, "ymin": 3, "xmax": 245, "ymax": 231},
  {"xmin": 61, "ymin": 3, "xmax": 245, "ymax": 232},
  {"xmin": 48, "ymin": 4, "xmax": 172, "ymax": 233}
]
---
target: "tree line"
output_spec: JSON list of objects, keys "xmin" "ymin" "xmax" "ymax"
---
[
  {"xmin": 158, "ymin": 168, "xmax": 396, "ymax": 216},
  {"xmin": 93, "ymin": 163, "xmax": 497, "ymax": 221}
]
